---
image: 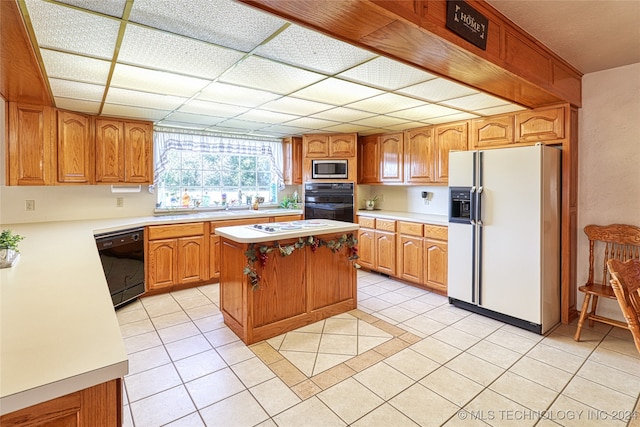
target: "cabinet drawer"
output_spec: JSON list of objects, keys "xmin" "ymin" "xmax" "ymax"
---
[
  {"xmin": 375, "ymin": 219, "xmax": 396, "ymax": 232},
  {"xmin": 424, "ymin": 225, "xmax": 448, "ymax": 240},
  {"xmin": 210, "ymin": 217, "xmax": 269, "ymax": 232},
  {"xmin": 398, "ymin": 221, "xmax": 423, "ymax": 236},
  {"xmin": 148, "ymin": 222, "xmax": 205, "ymax": 240},
  {"xmin": 358, "ymin": 216, "xmax": 376, "ymax": 228}
]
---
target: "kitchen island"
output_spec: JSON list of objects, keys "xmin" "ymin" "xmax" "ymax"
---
[{"xmin": 215, "ymin": 219, "xmax": 359, "ymax": 344}]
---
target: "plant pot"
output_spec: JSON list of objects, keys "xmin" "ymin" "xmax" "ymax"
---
[
  {"xmin": 365, "ymin": 200, "xmax": 375, "ymax": 210},
  {"xmin": 0, "ymin": 248, "xmax": 19, "ymax": 268}
]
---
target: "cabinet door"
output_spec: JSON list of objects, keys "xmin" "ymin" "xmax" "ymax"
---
[
  {"xmin": 148, "ymin": 239, "xmax": 177, "ymax": 290},
  {"xmin": 329, "ymin": 134, "xmax": 356, "ymax": 157},
  {"xmin": 292, "ymin": 137, "xmax": 303, "ymax": 184},
  {"xmin": 95, "ymin": 118, "xmax": 125, "ymax": 183},
  {"xmin": 282, "ymin": 137, "xmax": 293, "ymax": 185},
  {"xmin": 424, "ymin": 239, "xmax": 447, "ymax": 293},
  {"xmin": 398, "ymin": 235, "xmax": 423, "ymax": 284},
  {"xmin": 358, "ymin": 135, "xmax": 380, "ymax": 184},
  {"xmin": 516, "ymin": 106, "xmax": 564, "ymax": 143},
  {"xmin": 124, "ymin": 121, "xmax": 152, "ymax": 183},
  {"xmin": 471, "ymin": 114, "xmax": 515, "ymax": 149},
  {"xmin": 380, "ymin": 132, "xmax": 403, "ymax": 182},
  {"xmin": 7, "ymin": 103, "xmax": 55, "ymax": 186},
  {"xmin": 177, "ymin": 235, "xmax": 206, "ymax": 284},
  {"xmin": 435, "ymin": 121, "xmax": 468, "ymax": 183},
  {"xmin": 375, "ymin": 231, "xmax": 396, "ymax": 276},
  {"xmin": 57, "ymin": 110, "xmax": 93, "ymax": 184},
  {"xmin": 357, "ymin": 228, "xmax": 376, "ymax": 270},
  {"xmin": 210, "ymin": 234, "xmax": 221, "ymax": 280},
  {"xmin": 404, "ymin": 126, "xmax": 435, "ymax": 183},
  {"xmin": 304, "ymin": 134, "xmax": 329, "ymax": 158}
]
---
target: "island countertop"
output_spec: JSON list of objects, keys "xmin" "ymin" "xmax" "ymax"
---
[{"xmin": 214, "ymin": 219, "xmax": 359, "ymax": 243}]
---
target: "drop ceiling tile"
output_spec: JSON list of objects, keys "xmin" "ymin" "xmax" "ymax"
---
[
  {"xmin": 236, "ymin": 109, "xmax": 301, "ymax": 124},
  {"xmin": 350, "ymin": 115, "xmax": 412, "ymax": 128},
  {"xmin": 41, "ymin": 49, "xmax": 111, "ymax": 85},
  {"xmin": 110, "ymin": 64, "xmax": 210, "ymax": 97},
  {"xmin": 440, "ymin": 93, "xmax": 510, "ymax": 111},
  {"xmin": 291, "ymin": 78, "xmax": 384, "ymax": 105},
  {"xmin": 258, "ymin": 124, "xmax": 309, "ymax": 136},
  {"xmin": 384, "ymin": 122, "xmax": 432, "ymax": 132},
  {"xmin": 49, "ymin": 78, "xmax": 105, "ymax": 102},
  {"xmin": 101, "ymin": 104, "xmax": 171, "ymax": 121},
  {"xmin": 24, "ymin": 0, "xmax": 120, "ymax": 59},
  {"xmin": 321, "ymin": 123, "xmax": 377, "ymax": 134},
  {"xmin": 427, "ymin": 112, "xmax": 480, "ymax": 124},
  {"xmin": 255, "ymin": 24, "xmax": 376, "ymax": 74},
  {"xmin": 105, "ymin": 87, "xmax": 187, "ymax": 110},
  {"xmin": 178, "ymin": 100, "xmax": 249, "ymax": 117},
  {"xmin": 346, "ymin": 93, "xmax": 426, "ymax": 114},
  {"xmin": 473, "ymin": 104, "xmax": 527, "ymax": 116},
  {"xmin": 337, "ymin": 56, "xmax": 437, "ymax": 90},
  {"xmin": 283, "ymin": 117, "xmax": 341, "ymax": 130},
  {"xmin": 388, "ymin": 104, "xmax": 462, "ymax": 121},
  {"xmin": 55, "ymin": 0, "xmax": 126, "ymax": 18},
  {"xmin": 197, "ymin": 82, "xmax": 281, "ymax": 107},
  {"xmin": 162, "ymin": 112, "xmax": 228, "ymax": 127},
  {"xmin": 54, "ymin": 98, "xmax": 101, "ymax": 115},
  {"xmin": 219, "ymin": 56, "xmax": 326, "ymax": 94},
  {"xmin": 398, "ymin": 78, "xmax": 479, "ymax": 102},
  {"xmin": 129, "ymin": 0, "xmax": 286, "ymax": 52},
  {"xmin": 205, "ymin": 124, "xmax": 254, "ymax": 135},
  {"xmin": 310, "ymin": 107, "xmax": 375, "ymax": 122},
  {"xmin": 158, "ymin": 121, "xmax": 208, "ymax": 131},
  {"xmin": 217, "ymin": 118, "xmax": 271, "ymax": 131},
  {"xmin": 260, "ymin": 97, "xmax": 334, "ymax": 116},
  {"xmin": 118, "ymin": 24, "xmax": 245, "ymax": 79}
]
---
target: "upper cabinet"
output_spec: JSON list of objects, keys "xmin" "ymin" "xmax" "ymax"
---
[
  {"xmin": 434, "ymin": 121, "xmax": 469, "ymax": 183},
  {"xmin": 7, "ymin": 102, "xmax": 55, "ymax": 186},
  {"xmin": 516, "ymin": 106, "xmax": 565, "ymax": 143},
  {"xmin": 95, "ymin": 119, "xmax": 125, "ymax": 183},
  {"xmin": 123, "ymin": 121, "xmax": 153, "ymax": 184},
  {"xmin": 282, "ymin": 136, "xmax": 303, "ymax": 185},
  {"xmin": 303, "ymin": 133, "xmax": 358, "ymax": 182},
  {"xmin": 358, "ymin": 134, "xmax": 380, "ymax": 184},
  {"xmin": 404, "ymin": 126, "xmax": 435, "ymax": 184},
  {"xmin": 471, "ymin": 114, "xmax": 515, "ymax": 149},
  {"xmin": 379, "ymin": 132, "xmax": 403, "ymax": 182},
  {"xmin": 57, "ymin": 110, "xmax": 93, "ymax": 184}
]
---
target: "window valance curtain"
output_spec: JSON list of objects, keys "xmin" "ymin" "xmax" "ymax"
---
[{"xmin": 153, "ymin": 129, "xmax": 285, "ymax": 189}]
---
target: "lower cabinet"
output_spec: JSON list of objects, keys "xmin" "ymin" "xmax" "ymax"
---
[{"xmin": 356, "ymin": 217, "xmax": 396, "ymax": 276}]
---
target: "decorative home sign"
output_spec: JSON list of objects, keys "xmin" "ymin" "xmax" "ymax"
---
[{"xmin": 446, "ymin": 0, "xmax": 489, "ymax": 50}]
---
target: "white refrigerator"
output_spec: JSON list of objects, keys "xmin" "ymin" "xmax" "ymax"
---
[{"xmin": 447, "ymin": 144, "xmax": 560, "ymax": 334}]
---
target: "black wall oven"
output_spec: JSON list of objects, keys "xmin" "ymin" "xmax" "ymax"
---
[
  {"xmin": 95, "ymin": 227, "xmax": 145, "ymax": 308},
  {"xmin": 304, "ymin": 182, "xmax": 354, "ymax": 222}
]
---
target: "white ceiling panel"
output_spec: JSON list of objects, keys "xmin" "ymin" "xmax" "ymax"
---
[
  {"xmin": 346, "ymin": 93, "xmax": 426, "ymax": 114},
  {"xmin": 219, "ymin": 56, "xmax": 326, "ymax": 95},
  {"xmin": 388, "ymin": 104, "xmax": 462, "ymax": 121},
  {"xmin": 24, "ymin": 0, "xmax": 120, "ymax": 59},
  {"xmin": 178, "ymin": 100, "xmax": 249, "ymax": 117},
  {"xmin": 291, "ymin": 78, "xmax": 384, "ymax": 105},
  {"xmin": 321, "ymin": 123, "xmax": 378, "ymax": 134},
  {"xmin": 284, "ymin": 117, "xmax": 341, "ymax": 130},
  {"xmin": 55, "ymin": 0, "xmax": 126, "ymax": 18},
  {"xmin": 256, "ymin": 24, "xmax": 376, "ymax": 75},
  {"xmin": 110, "ymin": 64, "xmax": 210, "ymax": 97},
  {"xmin": 440, "ymin": 93, "xmax": 510, "ymax": 111},
  {"xmin": 259, "ymin": 97, "xmax": 334, "ymax": 116},
  {"xmin": 49, "ymin": 78, "xmax": 104, "ymax": 102},
  {"xmin": 216, "ymin": 118, "xmax": 270, "ymax": 131},
  {"xmin": 257, "ymin": 124, "xmax": 309, "ymax": 136},
  {"xmin": 337, "ymin": 56, "xmax": 437, "ymax": 90},
  {"xmin": 129, "ymin": 0, "xmax": 286, "ymax": 52},
  {"xmin": 160, "ymin": 112, "xmax": 228, "ymax": 127},
  {"xmin": 473, "ymin": 104, "xmax": 527, "ymax": 116},
  {"xmin": 118, "ymin": 24, "xmax": 246, "ymax": 79},
  {"xmin": 310, "ymin": 107, "xmax": 376, "ymax": 123},
  {"xmin": 427, "ymin": 112, "xmax": 480, "ymax": 124},
  {"xmin": 102, "ymin": 104, "xmax": 172, "ymax": 121},
  {"xmin": 105, "ymin": 87, "xmax": 187, "ymax": 110},
  {"xmin": 41, "ymin": 49, "xmax": 111, "ymax": 85},
  {"xmin": 351, "ymin": 115, "xmax": 413, "ymax": 128},
  {"xmin": 398, "ymin": 78, "xmax": 479, "ymax": 102},
  {"xmin": 197, "ymin": 82, "xmax": 281, "ymax": 107},
  {"xmin": 54, "ymin": 97, "xmax": 101, "ymax": 115},
  {"xmin": 384, "ymin": 121, "xmax": 434, "ymax": 131},
  {"xmin": 235, "ymin": 109, "xmax": 301, "ymax": 125},
  {"xmin": 158, "ymin": 121, "xmax": 208, "ymax": 131}
]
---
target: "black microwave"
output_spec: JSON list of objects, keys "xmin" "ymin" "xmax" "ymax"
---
[{"xmin": 312, "ymin": 159, "xmax": 348, "ymax": 179}]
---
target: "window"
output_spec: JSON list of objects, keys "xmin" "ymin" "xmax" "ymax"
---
[{"xmin": 154, "ymin": 130, "xmax": 284, "ymax": 209}]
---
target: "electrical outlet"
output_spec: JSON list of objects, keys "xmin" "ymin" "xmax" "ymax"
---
[
  {"xmin": 116, "ymin": 197, "xmax": 124, "ymax": 207},
  {"xmin": 25, "ymin": 200, "xmax": 36, "ymax": 211}
]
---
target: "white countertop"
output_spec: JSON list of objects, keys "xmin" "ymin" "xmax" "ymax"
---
[
  {"xmin": 0, "ymin": 208, "xmax": 302, "ymax": 415},
  {"xmin": 356, "ymin": 210, "xmax": 449, "ymax": 226},
  {"xmin": 215, "ymin": 219, "xmax": 359, "ymax": 243}
]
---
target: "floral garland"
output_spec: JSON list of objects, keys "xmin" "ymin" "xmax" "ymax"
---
[{"xmin": 243, "ymin": 233, "xmax": 360, "ymax": 290}]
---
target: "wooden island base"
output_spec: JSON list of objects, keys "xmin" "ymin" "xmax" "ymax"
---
[{"xmin": 219, "ymin": 232, "xmax": 358, "ymax": 345}]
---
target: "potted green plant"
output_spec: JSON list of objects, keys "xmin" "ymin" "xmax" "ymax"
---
[
  {"xmin": 365, "ymin": 195, "xmax": 379, "ymax": 210},
  {"xmin": 0, "ymin": 229, "xmax": 25, "ymax": 268}
]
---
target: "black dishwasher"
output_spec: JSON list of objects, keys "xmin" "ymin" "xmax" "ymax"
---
[{"xmin": 95, "ymin": 227, "xmax": 145, "ymax": 309}]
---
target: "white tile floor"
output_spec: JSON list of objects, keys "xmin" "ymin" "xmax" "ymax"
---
[{"xmin": 117, "ymin": 270, "xmax": 640, "ymax": 427}]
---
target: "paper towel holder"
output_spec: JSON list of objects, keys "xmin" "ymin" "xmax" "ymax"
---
[{"xmin": 110, "ymin": 185, "xmax": 141, "ymax": 193}]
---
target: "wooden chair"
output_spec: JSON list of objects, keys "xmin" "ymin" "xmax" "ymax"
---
[
  {"xmin": 574, "ymin": 224, "xmax": 640, "ymax": 342},
  {"xmin": 606, "ymin": 259, "xmax": 640, "ymax": 353}
]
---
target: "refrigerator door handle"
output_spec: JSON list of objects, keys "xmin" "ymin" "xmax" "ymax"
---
[
  {"xmin": 476, "ymin": 186, "xmax": 483, "ymax": 226},
  {"xmin": 470, "ymin": 186, "xmax": 476, "ymax": 223}
]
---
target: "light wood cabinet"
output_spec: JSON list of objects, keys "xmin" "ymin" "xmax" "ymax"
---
[
  {"xmin": 95, "ymin": 119, "xmax": 152, "ymax": 184},
  {"xmin": 380, "ymin": 132, "xmax": 403, "ymax": 182},
  {"xmin": 357, "ymin": 227, "xmax": 376, "ymax": 270},
  {"xmin": 471, "ymin": 114, "xmax": 515, "ymax": 149},
  {"xmin": 57, "ymin": 110, "xmax": 93, "ymax": 184},
  {"xmin": 398, "ymin": 221, "xmax": 424, "ymax": 284},
  {"xmin": 356, "ymin": 216, "xmax": 396, "ymax": 276},
  {"xmin": 303, "ymin": 134, "xmax": 329, "ymax": 158},
  {"xmin": 375, "ymin": 230, "xmax": 396, "ymax": 276},
  {"xmin": 303, "ymin": 133, "xmax": 356, "ymax": 158},
  {"xmin": 404, "ymin": 126, "xmax": 435, "ymax": 184},
  {"xmin": 7, "ymin": 102, "xmax": 56, "ymax": 186},
  {"xmin": 516, "ymin": 106, "xmax": 565, "ymax": 143},
  {"xmin": 358, "ymin": 134, "xmax": 380, "ymax": 184},
  {"xmin": 435, "ymin": 121, "xmax": 468, "ymax": 183},
  {"xmin": 282, "ymin": 136, "xmax": 303, "ymax": 185},
  {"xmin": 424, "ymin": 239, "xmax": 447, "ymax": 293}
]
